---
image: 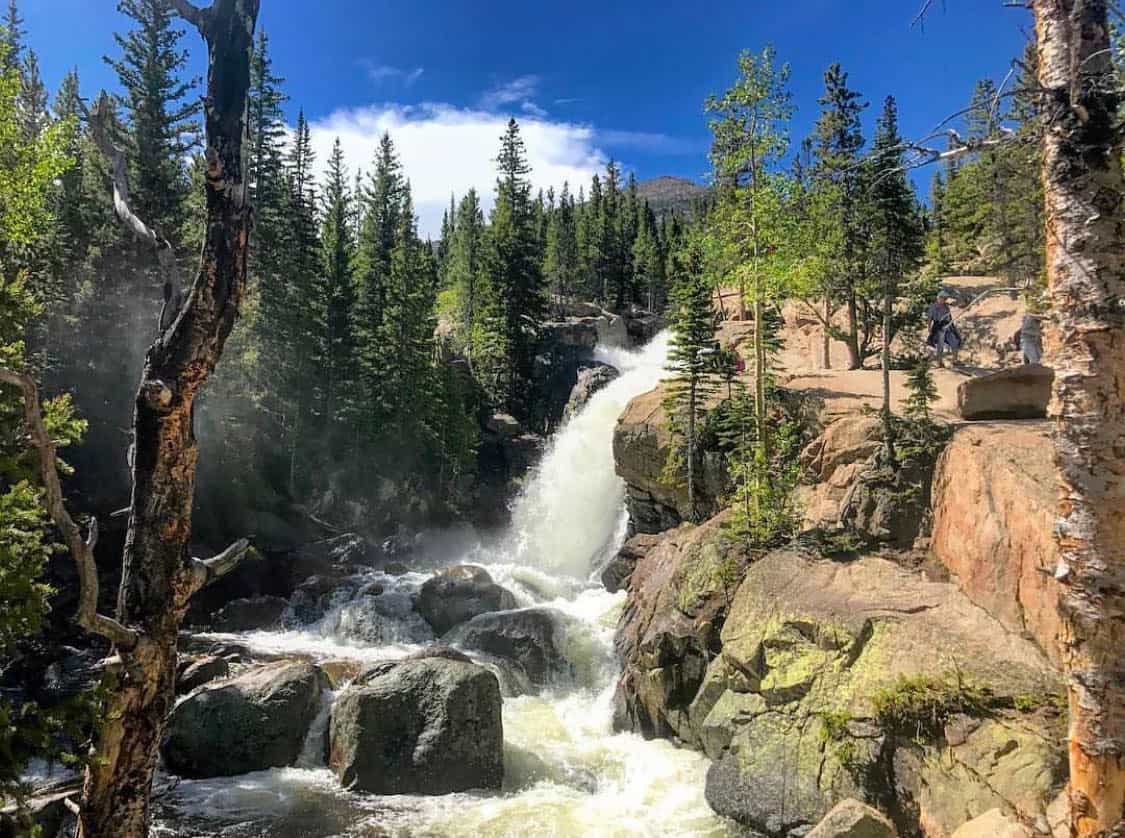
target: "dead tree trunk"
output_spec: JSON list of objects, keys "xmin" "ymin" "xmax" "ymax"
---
[
  {"xmin": 75, "ymin": 2, "xmax": 260, "ymax": 835},
  {"xmin": 1032, "ymin": 2, "xmax": 1125, "ymax": 835}
]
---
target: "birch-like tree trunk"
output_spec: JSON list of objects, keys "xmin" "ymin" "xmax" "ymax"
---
[
  {"xmin": 76, "ymin": 2, "xmax": 259, "ymax": 835},
  {"xmin": 1032, "ymin": 2, "xmax": 1125, "ymax": 835}
]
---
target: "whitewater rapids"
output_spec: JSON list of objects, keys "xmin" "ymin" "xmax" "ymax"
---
[{"xmin": 154, "ymin": 332, "xmax": 737, "ymax": 838}]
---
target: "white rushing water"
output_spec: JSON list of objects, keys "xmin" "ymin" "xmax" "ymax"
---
[{"xmin": 156, "ymin": 332, "xmax": 736, "ymax": 838}]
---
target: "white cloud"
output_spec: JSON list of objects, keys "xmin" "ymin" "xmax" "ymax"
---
[
  {"xmin": 358, "ymin": 60, "xmax": 425, "ymax": 87},
  {"xmin": 307, "ymin": 103, "xmax": 608, "ymax": 238},
  {"xmin": 521, "ymin": 100, "xmax": 549, "ymax": 119},
  {"xmin": 479, "ymin": 75, "xmax": 541, "ymax": 110}
]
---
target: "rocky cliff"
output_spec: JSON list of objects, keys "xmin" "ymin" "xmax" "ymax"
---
[{"xmin": 610, "ymin": 278, "xmax": 1067, "ymax": 837}]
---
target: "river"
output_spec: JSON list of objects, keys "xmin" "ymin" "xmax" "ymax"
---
[{"xmin": 153, "ymin": 332, "xmax": 738, "ymax": 838}]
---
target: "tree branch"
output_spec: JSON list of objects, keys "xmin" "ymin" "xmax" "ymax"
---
[
  {"xmin": 189, "ymin": 538, "xmax": 253, "ymax": 595},
  {"xmin": 166, "ymin": 0, "xmax": 212, "ymax": 36},
  {"xmin": 0, "ymin": 369, "xmax": 140, "ymax": 651},
  {"xmin": 86, "ymin": 93, "xmax": 177, "ymax": 278}
]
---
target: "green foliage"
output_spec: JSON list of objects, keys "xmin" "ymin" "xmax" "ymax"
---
[
  {"xmin": 106, "ymin": 0, "xmax": 199, "ymax": 245},
  {"xmin": 926, "ymin": 53, "xmax": 1045, "ymax": 285},
  {"xmin": 475, "ymin": 119, "xmax": 545, "ymax": 416},
  {"xmin": 904, "ymin": 356, "xmax": 939, "ymax": 424},
  {"xmin": 0, "ymin": 32, "xmax": 100, "ymax": 806},
  {"xmin": 661, "ymin": 239, "xmax": 718, "ymax": 520},
  {"xmin": 872, "ymin": 672, "xmax": 995, "ymax": 742}
]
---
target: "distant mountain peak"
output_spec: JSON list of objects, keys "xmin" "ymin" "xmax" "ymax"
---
[{"xmin": 636, "ymin": 176, "xmax": 709, "ymax": 218}]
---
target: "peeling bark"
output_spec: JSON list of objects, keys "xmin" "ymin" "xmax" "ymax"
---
[
  {"xmin": 75, "ymin": 1, "xmax": 260, "ymax": 835},
  {"xmin": 1032, "ymin": 2, "xmax": 1125, "ymax": 836}
]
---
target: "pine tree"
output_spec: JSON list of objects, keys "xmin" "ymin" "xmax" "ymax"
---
[
  {"xmin": 662, "ymin": 239, "xmax": 717, "ymax": 522},
  {"xmin": 543, "ymin": 181, "xmax": 579, "ymax": 308},
  {"xmin": 868, "ymin": 96, "xmax": 924, "ymax": 463},
  {"xmin": 354, "ymin": 132, "xmax": 405, "ymax": 426},
  {"xmin": 811, "ymin": 63, "xmax": 869, "ymax": 369},
  {"xmin": 596, "ymin": 160, "xmax": 624, "ymax": 307},
  {"xmin": 446, "ymin": 188, "xmax": 485, "ymax": 354},
  {"xmin": 706, "ymin": 45, "xmax": 793, "ymax": 464},
  {"xmin": 15, "ymin": 48, "xmax": 46, "ymax": 140},
  {"xmin": 1, "ymin": 0, "xmax": 22, "ymax": 73},
  {"xmin": 261, "ymin": 110, "xmax": 325, "ymax": 496},
  {"xmin": 904, "ymin": 356, "xmax": 939, "ymax": 424},
  {"xmin": 632, "ymin": 201, "xmax": 665, "ymax": 311},
  {"xmin": 619, "ymin": 172, "xmax": 641, "ymax": 305},
  {"xmin": 247, "ymin": 29, "xmax": 288, "ymax": 285},
  {"xmin": 320, "ymin": 138, "xmax": 358, "ymax": 441},
  {"xmin": 576, "ymin": 177, "xmax": 601, "ymax": 300},
  {"xmin": 381, "ymin": 186, "xmax": 438, "ymax": 457},
  {"xmin": 105, "ymin": 0, "xmax": 200, "ymax": 245},
  {"xmin": 476, "ymin": 119, "xmax": 545, "ymax": 416}
]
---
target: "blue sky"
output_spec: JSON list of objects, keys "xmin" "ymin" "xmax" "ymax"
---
[{"xmin": 25, "ymin": 1, "xmax": 1032, "ymax": 235}]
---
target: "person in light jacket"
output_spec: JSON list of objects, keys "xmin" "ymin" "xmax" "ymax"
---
[{"xmin": 926, "ymin": 292, "xmax": 962, "ymax": 367}]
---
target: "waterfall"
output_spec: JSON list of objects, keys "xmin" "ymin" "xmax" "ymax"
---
[
  {"xmin": 156, "ymin": 328, "xmax": 731, "ymax": 838},
  {"xmin": 505, "ymin": 331, "xmax": 670, "ymax": 578}
]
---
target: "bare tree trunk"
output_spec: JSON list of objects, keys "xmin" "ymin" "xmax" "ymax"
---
[
  {"xmin": 844, "ymin": 288, "xmax": 861, "ymax": 369},
  {"xmin": 686, "ymin": 376, "xmax": 696, "ymax": 522},
  {"xmin": 881, "ymin": 276, "xmax": 895, "ymax": 465},
  {"xmin": 822, "ymin": 297, "xmax": 832, "ymax": 369},
  {"xmin": 77, "ymin": 2, "xmax": 259, "ymax": 835},
  {"xmin": 1032, "ymin": 2, "xmax": 1125, "ymax": 835}
]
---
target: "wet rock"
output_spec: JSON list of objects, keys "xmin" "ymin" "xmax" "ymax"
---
[
  {"xmin": 621, "ymin": 306, "xmax": 665, "ymax": 346},
  {"xmin": 328, "ymin": 656, "xmax": 503, "ymax": 794},
  {"xmin": 614, "ymin": 383, "xmax": 728, "ymax": 532},
  {"xmin": 289, "ymin": 533, "xmax": 374, "ymax": 586},
  {"xmin": 445, "ymin": 607, "xmax": 573, "ymax": 688},
  {"xmin": 564, "ymin": 362, "xmax": 620, "ymax": 420},
  {"xmin": 696, "ymin": 551, "xmax": 1063, "ymax": 835},
  {"xmin": 806, "ymin": 800, "xmax": 897, "ymax": 838},
  {"xmin": 957, "ymin": 365, "xmax": 1053, "ymax": 420},
  {"xmin": 175, "ymin": 655, "xmax": 229, "ymax": 695},
  {"xmin": 415, "ymin": 565, "xmax": 519, "ymax": 636},
  {"xmin": 163, "ymin": 661, "xmax": 328, "ymax": 778},
  {"xmin": 288, "ymin": 575, "xmax": 359, "ymax": 624},
  {"xmin": 209, "ymin": 595, "xmax": 289, "ymax": 632},
  {"xmin": 325, "ymin": 588, "xmax": 434, "ymax": 645},
  {"xmin": 931, "ymin": 423, "xmax": 1063, "ymax": 665},
  {"xmin": 614, "ymin": 511, "xmax": 750, "ymax": 743},
  {"xmin": 319, "ymin": 659, "xmax": 363, "ymax": 688},
  {"xmin": 601, "ymin": 532, "xmax": 661, "ymax": 593}
]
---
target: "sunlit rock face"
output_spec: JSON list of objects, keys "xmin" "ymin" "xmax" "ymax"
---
[{"xmin": 930, "ymin": 422, "xmax": 1064, "ymax": 665}]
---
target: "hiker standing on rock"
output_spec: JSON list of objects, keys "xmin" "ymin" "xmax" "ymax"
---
[{"xmin": 926, "ymin": 291, "xmax": 962, "ymax": 367}]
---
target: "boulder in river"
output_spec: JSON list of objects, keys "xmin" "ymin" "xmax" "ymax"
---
[
  {"xmin": 445, "ymin": 606, "xmax": 574, "ymax": 689},
  {"xmin": 564, "ymin": 362, "xmax": 620, "ymax": 420},
  {"xmin": 209, "ymin": 594, "xmax": 289, "ymax": 632},
  {"xmin": 415, "ymin": 565, "xmax": 518, "ymax": 635},
  {"xmin": 175, "ymin": 655, "xmax": 230, "ymax": 694},
  {"xmin": 328, "ymin": 655, "xmax": 503, "ymax": 794},
  {"xmin": 163, "ymin": 661, "xmax": 328, "ymax": 778}
]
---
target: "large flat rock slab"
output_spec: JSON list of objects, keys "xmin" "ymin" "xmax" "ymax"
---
[{"xmin": 957, "ymin": 365, "xmax": 1053, "ymax": 420}]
